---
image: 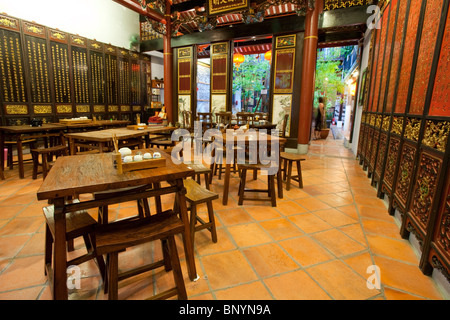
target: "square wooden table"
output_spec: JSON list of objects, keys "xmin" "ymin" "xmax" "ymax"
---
[
  {"xmin": 214, "ymin": 131, "xmax": 287, "ymax": 205},
  {"xmin": 36, "ymin": 148, "xmax": 196, "ymax": 300},
  {"xmin": 65, "ymin": 126, "xmax": 176, "ymax": 155},
  {"xmin": 0, "ymin": 124, "xmax": 66, "ymax": 179}
]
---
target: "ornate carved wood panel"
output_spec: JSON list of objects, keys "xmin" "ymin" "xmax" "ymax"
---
[
  {"xmin": 382, "ymin": 136, "xmax": 400, "ymax": 195},
  {"xmin": 408, "ymin": 151, "xmax": 443, "ymax": 235},
  {"xmin": 393, "ymin": 141, "xmax": 417, "ymax": 212}
]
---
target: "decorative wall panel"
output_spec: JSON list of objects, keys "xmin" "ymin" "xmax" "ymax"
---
[
  {"xmin": 211, "ymin": 42, "xmax": 228, "ymax": 94},
  {"xmin": 429, "ymin": 9, "xmax": 450, "ymax": 117},
  {"xmin": 409, "ymin": 0, "xmax": 445, "ymax": 115},
  {"xmin": 395, "ymin": 0, "xmax": 423, "ymax": 113}
]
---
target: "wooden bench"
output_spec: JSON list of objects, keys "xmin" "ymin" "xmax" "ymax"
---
[
  {"xmin": 95, "ymin": 211, "xmax": 187, "ymax": 300},
  {"xmin": 238, "ymin": 163, "xmax": 277, "ymax": 207},
  {"xmin": 184, "ymin": 178, "xmax": 218, "ymax": 244}
]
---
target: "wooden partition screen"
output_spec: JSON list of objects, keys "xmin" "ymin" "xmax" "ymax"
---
[
  {"xmin": 176, "ymin": 46, "xmax": 194, "ymax": 125},
  {"xmin": 210, "ymin": 42, "xmax": 229, "ymax": 115},
  {"xmin": 0, "ymin": 13, "xmax": 151, "ymax": 126},
  {"xmin": 357, "ymin": 0, "xmax": 450, "ymax": 281}
]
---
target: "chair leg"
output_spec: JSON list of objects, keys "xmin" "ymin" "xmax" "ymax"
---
[
  {"xmin": 269, "ymin": 175, "xmax": 276, "ymax": 207},
  {"xmin": 44, "ymin": 223, "xmax": 53, "ymax": 275},
  {"xmin": 206, "ymin": 200, "xmax": 217, "ymax": 243},
  {"xmin": 286, "ymin": 160, "xmax": 293, "ymax": 191},
  {"xmin": 107, "ymin": 252, "xmax": 119, "ymax": 300},
  {"xmin": 189, "ymin": 204, "xmax": 197, "ymax": 246},
  {"xmin": 238, "ymin": 168, "xmax": 247, "ymax": 205},
  {"xmin": 167, "ymin": 236, "xmax": 187, "ymax": 300},
  {"xmin": 296, "ymin": 160, "xmax": 303, "ymax": 188}
]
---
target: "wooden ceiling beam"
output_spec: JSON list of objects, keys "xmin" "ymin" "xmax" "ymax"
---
[{"xmin": 113, "ymin": 0, "xmax": 166, "ymax": 23}]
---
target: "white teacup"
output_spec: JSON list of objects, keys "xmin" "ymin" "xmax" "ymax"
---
[
  {"xmin": 153, "ymin": 152, "xmax": 161, "ymax": 158},
  {"xmin": 119, "ymin": 147, "xmax": 132, "ymax": 156},
  {"xmin": 143, "ymin": 152, "xmax": 152, "ymax": 159},
  {"xmin": 134, "ymin": 155, "xmax": 143, "ymax": 162},
  {"xmin": 123, "ymin": 156, "xmax": 133, "ymax": 163}
]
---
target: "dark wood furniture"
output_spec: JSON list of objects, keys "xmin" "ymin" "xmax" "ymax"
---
[
  {"xmin": 196, "ymin": 112, "xmax": 213, "ymax": 131},
  {"xmin": 65, "ymin": 126, "xmax": 175, "ymax": 155},
  {"xmin": 184, "ymin": 179, "xmax": 218, "ymax": 244},
  {"xmin": 36, "ymin": 148, "xmax": 196, "ymax": 300},
  {"xmin": 0, "ymin": 124, "xmax": 66, "ymax": 179},
  {"xmin": 280, "ymin": 152, "xmax": 305, "ymax": 190},
  {"xmin": 43, "ymin": 200, "xmax": 106, "ymax": 283},
  {"xmin": 95, "ymin": 211, "xmax": 187, "ymax": 300},
  {"xmin": 215, "ymin": 112, "xmax": 232, "ymax": 127},
  {"xmin": 5, "ymin": 138, "xmax": 36, "ymax": 170},
  {"xmin": 236, "ymin": 112, "xmax": 255, "ymax": 126},
  {"xmin": 31, "ymin": 132, "xmax": 68, "ymax": 180},
  {"xmin": 238, "ymin": 163, "xmax": 277, "ymax": 207},
  {"xmin": 215, "ymin": 132, "xmax": 286, "ymax": 205}
]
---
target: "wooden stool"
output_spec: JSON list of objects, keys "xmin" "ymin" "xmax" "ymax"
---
[
  {"xmin": 238, "ymin": 163, "xmax": 277, "ymax": 207},
  {"xmin": 31, "ymin": 144, "xmax": 68, "ymax": 179},
  {"xmin": 43, "ymin": 201, "xmax": 106, "ymax": 282},
  {"xmin": 5, "ymin": 139, "xmax": 36, "ymax": 170},
  {"xmin": 184, "ymin": 179, "xmax": 218, "ymax": 244},
  {"xmin": 280, "ymin": 152, "xmax": 305, "ymax": 190},
  {"xmin": 184, "ymin": 162, "xmax": 212, "ymax": 189},
  {"xmin": 95, "ymin": 211, "xmax": 187, "ymax": 300}
]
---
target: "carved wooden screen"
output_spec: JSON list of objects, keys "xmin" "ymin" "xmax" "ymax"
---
[
  {"xmin": 271, "ymin": 34, "xmax": 296, "ymax": 137},
  {"xmin": 176, "ymin": 46, "xmax": 193, "ymax": 125},
  {"xmin": 0, "ymin": 12, "xmax": 151, "ymax": 125},
  {"xmin": 210, "ymin": 42, "xmax": 229, "ymax": 116}
]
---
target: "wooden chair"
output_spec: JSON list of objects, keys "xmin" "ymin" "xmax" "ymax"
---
[
  {"xmin": 215, "ymin": 112, "xmax": 232, "ymax": 129},
  {"xmin": 196, "ymin": 112, "xmax": 213, "ymax": 132},
  {"xmin": 31, "ymin": 133, "xmax": 68, "ymax": 180},
  {"xmin": 182, "ymin": 110, "xmax": 193, "ymax": 132},
  {"xmin": 254, "ymin": 112, "xmax": 269, "ymax": 121},
  {"xmin": 43, "ymin": 200, "xmax": 106, "ymax": 284},
  {"xmin": 184, "ymin": 162, "xmax": 212, "ymax": 190},
  {"xmin": 280, "ymin": 152, "xmax": 305, "ymax": 190},
  {"xmin": 184, "ymin": 179, "xmax": 218, "ymax": 244},
  {"xmin": 95, "ymin": 211, "xmax": 187, "ymax": 300},
  {"xmin": 236, "ymin": 112, "xmax": 254, "ymax": 126},
  {"xmin": 279, "ymin": 114, "xmax": 290, "ymax": 138},
  {"xmin": 149, "ymin": 132, "xmax": 174, "ymax": 149},
  {"xmin": 238, "ymin": 163, "xmax": 277, "ymax": 207}
]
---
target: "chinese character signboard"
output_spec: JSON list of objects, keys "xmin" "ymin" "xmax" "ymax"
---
[{"xmin": 208, "ymin": 0, "xmax": 249, "ymax": 16}]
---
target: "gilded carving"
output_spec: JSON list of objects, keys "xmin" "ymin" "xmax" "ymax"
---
[
  {"xmin": 109, "ymin": 105, "xmax": 119, "ymax": 112},
  {"xmin": 436, "ymin": 194, "xmax": 450, "ymax": 254},
  {"xmin": 383, "ymin": 138, "xmax": 400, "ymax": 190},
  {"xmin": 56, "ymin": 105, "xmax": 72, "ymax": 113},
  {"xmin": 33, "ymin": 105, "xmax": 52, "ymax": 114},
  {"xmin": 391, "ymin": 116, "xmax": 403, "ymax": 135},
  {"xmin": 375, "ymin": 115, "xmax": 382, "ymax": 128},
  {"xmin": 93, "ymin": 105, "xmax": 105, "ymax": 113},
  {"xmin": 375, "ymin": 133, "xmax": 387, "ymax": 176},
  {"xmin": 382, "ymin": 115, "xmax": 390, "ymax": 132},
  {"xmin": 395, "ymin": 143, "xmax": 416, "ymax": 208},
  {"xmin": 404, "ymin": 118, "xmax": 421, "ymax": 142},
  {"xmin": 76, "ymin": 105, "xmax": 90, "ymax": 113},
  {"xmin": 422, "ymin": 120, "xmax": 450, "ymax": 152},
  {"xmin": 410, "ymin": 152, "xmax": 442, "ymax": 231},
  {"xmin": 25, "ymin": 24, "xmax": 44, "ymax": 35},
  {"xmin": 5, "ymin": 105, "xmax": 28, "ymax": 115},
  {"xmin": 133, "ymin": 106, "xmax": 142, "ymax": 112},
  {"xmin": 0, "ymin": 17, "xmax": 17, "ymax": 29},
  {"xmin": 51, "ymin": 31, "xmax": 66, "ymax": 40},
  {"xmin": 121, "ymin": 105, "xmax": 131, "ymax": 112}
]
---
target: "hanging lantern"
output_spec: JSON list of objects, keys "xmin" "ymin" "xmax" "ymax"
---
[
  {"xmin": 233, "ymin": 53, "xmax": 245, "ymax": 69},
  {"xmin": 264, "ymin": 50, "xmax": 272, "ymax": 61}
]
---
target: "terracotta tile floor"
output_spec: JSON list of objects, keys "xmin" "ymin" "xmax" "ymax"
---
[{"xmin": 0, "ymin": 136, "xmax": 447, "ymax": 300}]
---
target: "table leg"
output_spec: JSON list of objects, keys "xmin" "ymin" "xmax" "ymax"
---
[
  {"xmin": 0, "ymin": 132, "xmax": 4, "ymax": 180},
  {"xmin": 51, "ymin": 197, "xmax": 68, "ymax": 300},
  {"xmin": 175, "ymin": 179, "xmax": 198, "ymax": 281},
  {"xmin": 222, "ymin": 163, "xmax": 231, "ymax": 205},
  {"xmin": 17, "ymin": 137, "xmax": 24, "ymax": 179}
]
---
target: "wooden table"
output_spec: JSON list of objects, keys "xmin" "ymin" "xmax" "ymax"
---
[
  {"xmin": 36, "ymin": 148, "xmax": 196, "ymax": 300},
  {"xmin": 215, "ymin": 131, "xmax": 286, "ymax": 205},
  {"xmin": 65, "ymin": 126, "xmax": 176, "ymax": 155},
  {"xmin": 57, "ymin": 120, "xmax": 130, "ymax": 132},
  {"xmin": 0, "ymin": 124, "xmax": 66, "ymax": 179}
]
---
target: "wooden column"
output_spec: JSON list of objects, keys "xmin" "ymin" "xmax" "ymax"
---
[
  {"xmin": 297, "ymin": 0, "xmax": 323, "ymax": 150},
  {"xmin": 164, "ymin": 0, "xmax": 173, "ymax": 123}
]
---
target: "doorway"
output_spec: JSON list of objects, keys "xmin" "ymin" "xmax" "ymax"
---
[{"xmin": 232, "ymin": 36, "xmax": 272, "ymax": 114}]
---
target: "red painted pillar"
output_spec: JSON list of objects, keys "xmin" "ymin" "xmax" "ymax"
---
[
  {"xmin": 297, "ymin": 0, "xmax": 323, "ymax": 150},
  {"xmin": 163, "ymin": 0, "xmax": 173, "ymax": 123}
]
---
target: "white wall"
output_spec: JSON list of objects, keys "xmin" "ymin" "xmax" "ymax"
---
[
  {"xmin": 351, "ymin": 28, "xmax": 373, "ymax": 156},
  {"xmin": 0, "ymin": 0, "xmax": 139, "ymax": 49}
]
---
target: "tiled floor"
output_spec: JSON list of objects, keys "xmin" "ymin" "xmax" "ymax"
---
[{"xmin": 0, "ymin": 135, "xmax": 447, "ymax": 300}]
